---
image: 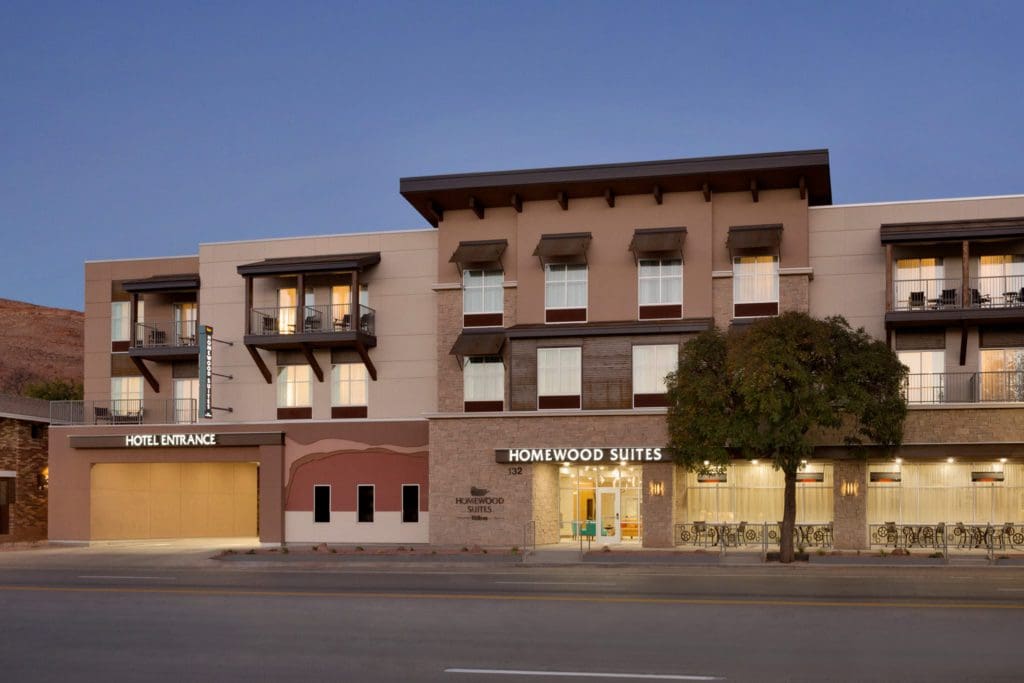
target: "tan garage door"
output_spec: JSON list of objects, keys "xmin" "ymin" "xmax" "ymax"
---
[{"xmin": 90, "ymin": 462, "xmax": 258, "ymax": 540}]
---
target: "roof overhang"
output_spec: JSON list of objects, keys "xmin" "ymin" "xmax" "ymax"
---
[
  {"xmin": 881, "ymin": 217, "xmax": 1024, "ymax": 244},
  {"xmin": 122, "ymin": 273, "xmax": 200, "ymax": 293},
  {"xmin": 237, "ymin": 252, "xmax": 381, "ymax": 277},
  {"xmin": 399, "ymin": 149, "xmax": 832, "ymax": 227}
]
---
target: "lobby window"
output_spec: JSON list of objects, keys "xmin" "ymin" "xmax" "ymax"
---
[
  {"xmin": 463, "ymin": 269, "xmax": 504, "ymax": 327},
  {"xmin": 357, "ymin": 485, "xmax": 374, "ymax": 523},
  {"xmin": 537, "ymin": 347, "xmax": 582, "ymax": 410},
  {"xmin": 980, "ymin": 348, "xmax": 1024, "ymax": 402},
  {"xmin": 402, "ymin": 484, "xmax": 420, "ymax": 523},
  {"xmin": 110, "ymin": 376, "xmax": 143, "ymax": 418},
  {"xmin": 277, "ymin": 365, "xmax": 312, "ymax": 419},
  {"xmin": 545, "ymin": 264, "xmax": 587, "ymax": 323},
  {"xmin": 111, "ymin": 300, "xmax": 143, "ymax": 343},
  {"xmin": 733, "ymin": 255, "xmax": 779, "ymax": 318},
  {"xmin": 632, "ymin": 344, "xmax": 678, "ymax": 408},
  {"xmin": 464, "ymin": 356, "xmax": 504, "ymax": 412},
  {"xmin": 638, "ymin": 259, "xmax": 682, "ymax": 319},
  {"xmin": 331, "ymin": 362, "xmax": 368, "ymax": 419},
  {"xmin": 313, "ymin": 485, "xmax": 331, "ymax": 524}
]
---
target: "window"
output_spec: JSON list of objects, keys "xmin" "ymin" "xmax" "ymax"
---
[
  {"xmin": 173, "ymin": 378, "xmax": 199, "ymax": 423},
  {"xmin": 110, "ymin": 376, "xmax": 143, "ymax": 417},
  {"xmin": 632, "ymin": 345, "xmax": 678, "ymax": 406},
  {"xmin": 464, "ymin": 356, "xmax": 504, "ymax": 410},
  {"xmin": 332, "ymin": 363, "xmax": 368, "ymax": 406},
  {"xmin": 173, "ymin": 302, "xmax": 198, "ymax": 344},
  {"xmin": 463, "ymin": 270, "xmax": 504, "ymax": 315},
  {"xmin": 537, "ymin": 347, "xmax": 582, "ymax": 409},
  {"xmin": 277, "ymin": 365, "xmax": 312, "ymax": 408},
  {"xmin": 545, "ymin": 264, "xmax": 587, "ymax": 322},
  {"xmin": 978, "ymin": 255, "xmax": 1024, "ymax": 305},
  {"xmin": 357, "ymin": 485, "xmax": 374, "ymax": 523},
  {"xmin": 980, "ymin": 348, "xmax": 1024, "ymax": 402},
  {"xmin": 638, "ymin": 259, "xmax": 682, "ymax": 306},
  {"xmin": 313, "ymin": 485, "xmax": 331, "ymax": 523},
  {"xmin": 111, "ymin": 301, "xmax": 143, "ymax": 342},
  {"xmin": 733, "ymin": 255, "xmax": 779, "ymax": 317},
  {"xmin": 898, "ymin": 350, "xmax": 946, "ymax": 404},
  {"xmin": 402, "ymin": 484, "xmax": 420, "ymax": 523},
  {"xmin": 278, "ymin": 287, "xmax": 315, "ymax": 333},
  {"xmin": 894, "ymin": 258, "xmax": 945, "ymax": 309}
]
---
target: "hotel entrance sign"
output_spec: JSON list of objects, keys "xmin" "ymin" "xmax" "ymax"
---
[
  {"xmin": 198, "ymin": 325, "xmax": 214, "ymax": 419},
  {"xmin": 495, "ymin": 448, "xmax": 667, "ymax": 464}
]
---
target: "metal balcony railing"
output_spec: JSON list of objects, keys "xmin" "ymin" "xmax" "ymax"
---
[
  {"xmin": 904, "ymin": 372, "xmax": 1024, "ymax": 404},
  {"xmin": 249, "ymin": 303, "xmax": 375, "ymax": 336},
  {"xmin": 969, "ymin": 275, "xmax": 1024, "ymax": 308},
  {"xmin": 50, "ymin": 399, "xmax": 199, "ymax": 425},
  {"xmin": 133, "ymin": 320, "xmax": 199, "ymax": 348},
  {"xmin": 892, "ymin": 278, "xmax": 962, "ymax": 311}
]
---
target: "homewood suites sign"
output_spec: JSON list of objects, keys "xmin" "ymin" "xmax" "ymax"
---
[{"xmin": 494, "ymin": 447, "xmax": 667, "ymax": 464}]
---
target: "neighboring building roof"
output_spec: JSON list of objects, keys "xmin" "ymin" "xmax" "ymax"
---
[
  {"xmin": 400, "ymin": 149, "xmax": 832, "ymax": 226},
  {"xmin": 0, "ymin": 394, "xmax": 50, "ymax": 423}
]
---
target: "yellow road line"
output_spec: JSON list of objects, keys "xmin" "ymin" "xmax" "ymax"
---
[{"xmin": 0, "ymin": 584, "xmax": 1022, "ymax": 610}]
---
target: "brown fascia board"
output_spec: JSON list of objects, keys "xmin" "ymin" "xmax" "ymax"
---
[
  {"xmin": 506, "ymin": 318, "xmax": 713, "ymax": 339},
  {"xmin": 121, "ymin": 273, "xmax": 201, "ymax": 293},
  {"xmin": 236, "ymin": 252, "xmax": 382, "ymax": 276},
  {"xmin": 400, "ymin": 149, "xmax": 832, "ymax": 226},
  {"xmin": 880, "ymin": 217, "xmax": 1024, "ymax": 244}
]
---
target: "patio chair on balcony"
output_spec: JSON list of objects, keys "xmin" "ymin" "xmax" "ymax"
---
[
  {"xmin": 908, "ymin": 291, "xmax": 925, "ymax": 309},
  {"xmin": 938, "ymin": 288, "xmax": 958, "ymax": 308},
  {"xmin": 334, "ymin": 313, "xmax": 351, "ymax": 331},
  {"xmin": 260, "ymin": 315, "xmax": 278, "ymax": 335},
  {"xmin": 304, "ymin": 308, "xmax": 323, "ymax": 332},
  {"xmin": 147, "ymin": 329, "xmax": 167, "ymax": 346},
  {"xmin": 93, "ymin": 406, "xmax": 112, "ymax": 424},
  {"xmin": 970, "ymin": 289, "xmax": 991, "ymax": 307}
]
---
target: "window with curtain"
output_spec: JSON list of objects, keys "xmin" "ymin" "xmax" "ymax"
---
[
  {"xmin": 278, "ymin": 287, "xmax": 315, "ymax": 333},
  {"xmin": 464, "ymin": 356, "xmax": 504, "ymax": 402},
  {"xmin": 331, "ymin": 363, "xmax": 368, "ymax": 406},
  {"xmin": 638, "ymin": 259, "xmax": 682, "ymax": 306},
  {"xmin": 111, "ymin": 301, "xmax": 143, "ymax": 342},
  {"xmin": 980, "ymin": 348, "xmax": 1024, "ymax": 402},
  {"xmin": 978, "ymin": 255, "xmax": 1024, "ymax": 303},
  {"xmin": 544, "ymin": 264, "xmax": 588, "ymax": 310},
  {"xmin": 898, "ymin": 350, "xmax": 946, "ymax": 404},
  {"xmin": 632, "ymin": 345, "xmax": 678, "ymax": 395},
  {"xmin": 732, "ymin": 255, "xmax": 779, "ymax": 305},
  {"xmin": 537, "ymin": 347, "xmax": 582, "ymax": 397},
  {"xmin": 110, "ymin": 376, "xmax": 143, "ymax": 416},
  {"xmin": 684, "ymin": 463, "xmax": 834, "ymax": 524},
  {"xmin": 463, "ymin": 270, "xmax": 504, "ymax": 314},
  {"xmin": 173, "ymin": 378, "xmax": 199, "ymax": 423},
  {"xmin": 894, "ymin": 258, "xmax": 944, "ymax": 307},
  {"xmin": 277, "ymin": 365, "xmax": 312, "ymax": 407}
]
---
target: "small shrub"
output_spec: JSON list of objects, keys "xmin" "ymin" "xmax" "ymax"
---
[
  {"xmin": 245, "ymin": 548, "xmax": 256, "ymax": 555},
  {"xmin": 431, "ymin": 550, "xmax": 437, "ymax": 555},
  {"xmin": 510, "ymin": 546, "xmax": 520, "ymax": 555},
  {"xmin": 929, "ymin": 552, "xmax": 944, "ymax": 559},
  {"xmin": 356, "ymin": 546, "xmax": 365, "ymax": 552},
  {"xmin": 461, "ymin": 546, "xmax": 469, "ymax": 552},
  {"xmin": 281, "ymin": 547, "xmax": 289, "ymax": 554},
  {"xmin": 482, "ymin": 549, "xmax": 488, "ymax": 554},
  {"xmin": 224, "ymin": 549, "xmax": 237, "ymax": 555},
  {"xmin": 816, "ymin": 549, "xmax": 826, "ymax": 556},
  {"xmin": 329, "ymin": 548, "xmax": 337, "ymax": 554}
]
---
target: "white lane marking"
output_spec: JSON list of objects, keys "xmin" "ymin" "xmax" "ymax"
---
[
  {"xmin": 494, "ymin": 581, "xmax": 616, "ymax": 586},
  {"xmin": 445, "ymin": 669, "xmax": 721, "ymax": 680},
  {"xmin": 78, "ymin": 576, "xmax": 177, "ymax": 581}
]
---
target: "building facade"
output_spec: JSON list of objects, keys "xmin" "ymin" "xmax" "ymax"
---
[
  {"xmin": 0, "ymin": 395, "xmax": 50, "ymax": 542},
  {"xmin": 48, "ymin": 149, "xmax": 1024, "ymax": 549}
]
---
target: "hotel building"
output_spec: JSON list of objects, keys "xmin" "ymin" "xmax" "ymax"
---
[{"xmin": 47, "ymin": 150, "xmax": 1024, "ymax": 549}]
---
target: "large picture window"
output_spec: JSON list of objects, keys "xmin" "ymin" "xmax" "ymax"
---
[
  {"xmin": 537, "ymin": 347, "xmax": 582, "ymax": 409},
  {"xmin": 331, "ymin": 362, "xmax": 368, "ymax": 419},
  {"xmin": 111, "ymin": 301, "xmax": 143, "ymax": 343},
  {"xmin": 277, "ymin": 365, "xmax": 312, "ymax": 408},
  {"xmin": 638, "ymin": 259, "xmax": 682, "ymax": 309},
  {"xmin": 464, "ymin": 356, "xmax": 504, "ymax": 411},
  {"xmin": 545, "ymin": 264, "xmax": 587, "ymax": 322},
  {"xmin": 733, "ymin": 255, "xmax": 779, "ymax": 317},
  {"xmin": 110, "ymin": 376, "xmax": 143, "ymax": 418},
  {"xmin": 463, "ymin": 270, "xmax": 504, "ymax": 326},
  {"xmin": 632, "ymin": 344, "xmax": 678, "ymax": 407},
  {"xmin": 980, "ymin": 348, "xmax": 1024, "ymax": 402},
  {"xmin": 898, "ymin": 350, "xmax": 946, "ymax": 404}
]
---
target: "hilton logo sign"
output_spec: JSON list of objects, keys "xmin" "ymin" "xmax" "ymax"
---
[{"xmin": 455, "ymin": 486, "xmax": 505, "ymax": 521}]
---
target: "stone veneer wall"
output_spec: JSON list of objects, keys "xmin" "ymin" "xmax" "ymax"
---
[
  {"xmin": 903, "ymin": 406, "xmax": 1024, "ymax": 444},
  {"xmin": 0, "ymin": 418, "xmax": 48, "ymax": 542},
  {"xmin": 436, "ymin": 288, "xmax": 463, "ymax": 413},
  {"xmin": 711, "ymin": 273, "xmax": 810, "ymax": 331},
  {"xmin": 428, "ymin": 413, "xmax": 671, "ymax": 547},
  {"xmin": 832, "ymin": 460, "xmax": 868, "ymax": 549}
]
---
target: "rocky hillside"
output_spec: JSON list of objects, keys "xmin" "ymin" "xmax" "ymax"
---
[{"xmin": 0, "ymin": 298, "xmax": 83, "ymax": 394}]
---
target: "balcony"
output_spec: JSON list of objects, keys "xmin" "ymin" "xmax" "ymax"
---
[
  {"xmin": 893, "ymin": 276, "xmax": 1024, "ymax": 312},
  {"xmin": 129, "ymin": 320, "xmax": 199, "ymax": 361},
  {"xmin": 248, "ymin": 303, "xmax": 375, "ymax": 338},
  {"xmin": 50, "ymin": 399, "xmax": 199, "ymax": 425},
  {"xmin": 904, "ymin": 372, "xmax": 1024, "ymax": 405}
]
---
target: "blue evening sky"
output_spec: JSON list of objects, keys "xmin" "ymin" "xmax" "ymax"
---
[{"xmin": 2, "ymin": 1, "xmax": 1023, "ymax": 310}]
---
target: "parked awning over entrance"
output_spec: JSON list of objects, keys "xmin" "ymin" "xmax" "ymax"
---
[
  {"xmin": 449, "ymin": 239, "xmax": 507, "ymax": 270},
  {"xmin": 628, "ymin": 227, "xmax": 686, "ymax": 260},
  {"xmin": 449, "ymin": 331, "xmax": 506, "ymax": 357},
  {"xmin": 727, "ymin": 224, "xmax": 782, "ymax": 251},
  {"xmin": 533, "ymin": 232, "xmax": 592, "ymax": 265}
]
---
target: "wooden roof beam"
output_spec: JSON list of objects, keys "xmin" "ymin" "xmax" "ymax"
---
[
  {"xmin": 556, "ymin": 191, "xmax": 569, "ymax": 211},
  {"xmin": 702, "ymin": 182, "xmax": 711, "ymax": 203},
  {"xmin": 510, "ymin": 193, "xmax": 522, "ymax": 213},
  {"xmin": 469, "ymin": 196, "xmax": 485, "ymax": 220},
  {"xmin": 750, "ymin": 179, "xmax": 759, "ymax": 203},
  {"xmin": 604, "ymin": 188, "xmax": 615, "ymax": 208},
  {"xmin": 653, "ymin": 184, "xmax": 663, "ymax": 205}
]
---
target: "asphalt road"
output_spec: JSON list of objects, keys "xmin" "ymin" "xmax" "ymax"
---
[{"xmin": 2, "ymin": 545, "xmax": 1023, "ymax": 682}]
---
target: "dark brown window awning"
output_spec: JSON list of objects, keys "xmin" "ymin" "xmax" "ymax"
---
[
  {"xmin": 236, "ymin": 252, "xmax": 381, "ymax": 276},
  {"xmin": 450, "ymin": 331, "xmax": 506, "ymax": 358},
  {"xmin": 449, "ymin": 239, "xmax": 508, "ymax": 271},
  {"xmin": 728, "ymin": 224, "xmax": 782, "ymax": 251},
  {"xmin": 122, "ymin": 273, "xmax": 200, "ymax": 293},
  {"xmin": 533, "ymin": 232, "xmax": 592, "ymax": 265},
  {"xmin": 629, "ymin": 227, "xmax": 686, "ymax": 260}
]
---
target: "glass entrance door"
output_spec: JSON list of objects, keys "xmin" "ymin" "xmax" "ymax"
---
[{"xmin": 597, "ymin": 487, "xmax": 621, "ymax": 543}]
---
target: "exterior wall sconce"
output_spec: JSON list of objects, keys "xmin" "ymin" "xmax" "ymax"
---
[
  {"xmin": 840, "ymin": 480, "xmax": 859, "ymax": 497},
  {"xmin": 649, "ymin": 481, "xmax": 665, "ymax": 497},
  {"xmin": 37, "ymin": 467, "xmax": 49, "ymax": 492}
]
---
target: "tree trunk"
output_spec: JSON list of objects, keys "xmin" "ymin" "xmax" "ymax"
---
[{"xmin": 780, "ymin": 467, "xmax": 798, "ymax": 563}]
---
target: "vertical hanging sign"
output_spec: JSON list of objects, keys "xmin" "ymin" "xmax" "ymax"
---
[{"xmin": 198, "ymin": 325, "xmax": 214, "ymax": 419}]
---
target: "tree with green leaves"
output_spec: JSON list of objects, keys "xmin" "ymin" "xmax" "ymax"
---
[{"xmin": 666, "ymin": 312, "xmax": 907, "ymax": 562}]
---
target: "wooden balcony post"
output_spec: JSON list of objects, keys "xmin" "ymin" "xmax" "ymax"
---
[
  {"xmin": 885, "ymin": 244, "xmax": 893, "ymax": 312},
  {"xmin": 351, "ymin": 269, "xmax": 360, "ymax": 331},
  {"xmin": 130, "ymin": 292, "xmax": 139, "ymax": 346},
  {"xmin": 962, "ymin": 240, "xmax": 970, "ymax": 307},
  {"xmin": 297, "ymin": 273, "xmax": 305, "ymax": 333},
  {"xmin": 244, "ymin": 276, "xmax": 253, "ymax": 335}
]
